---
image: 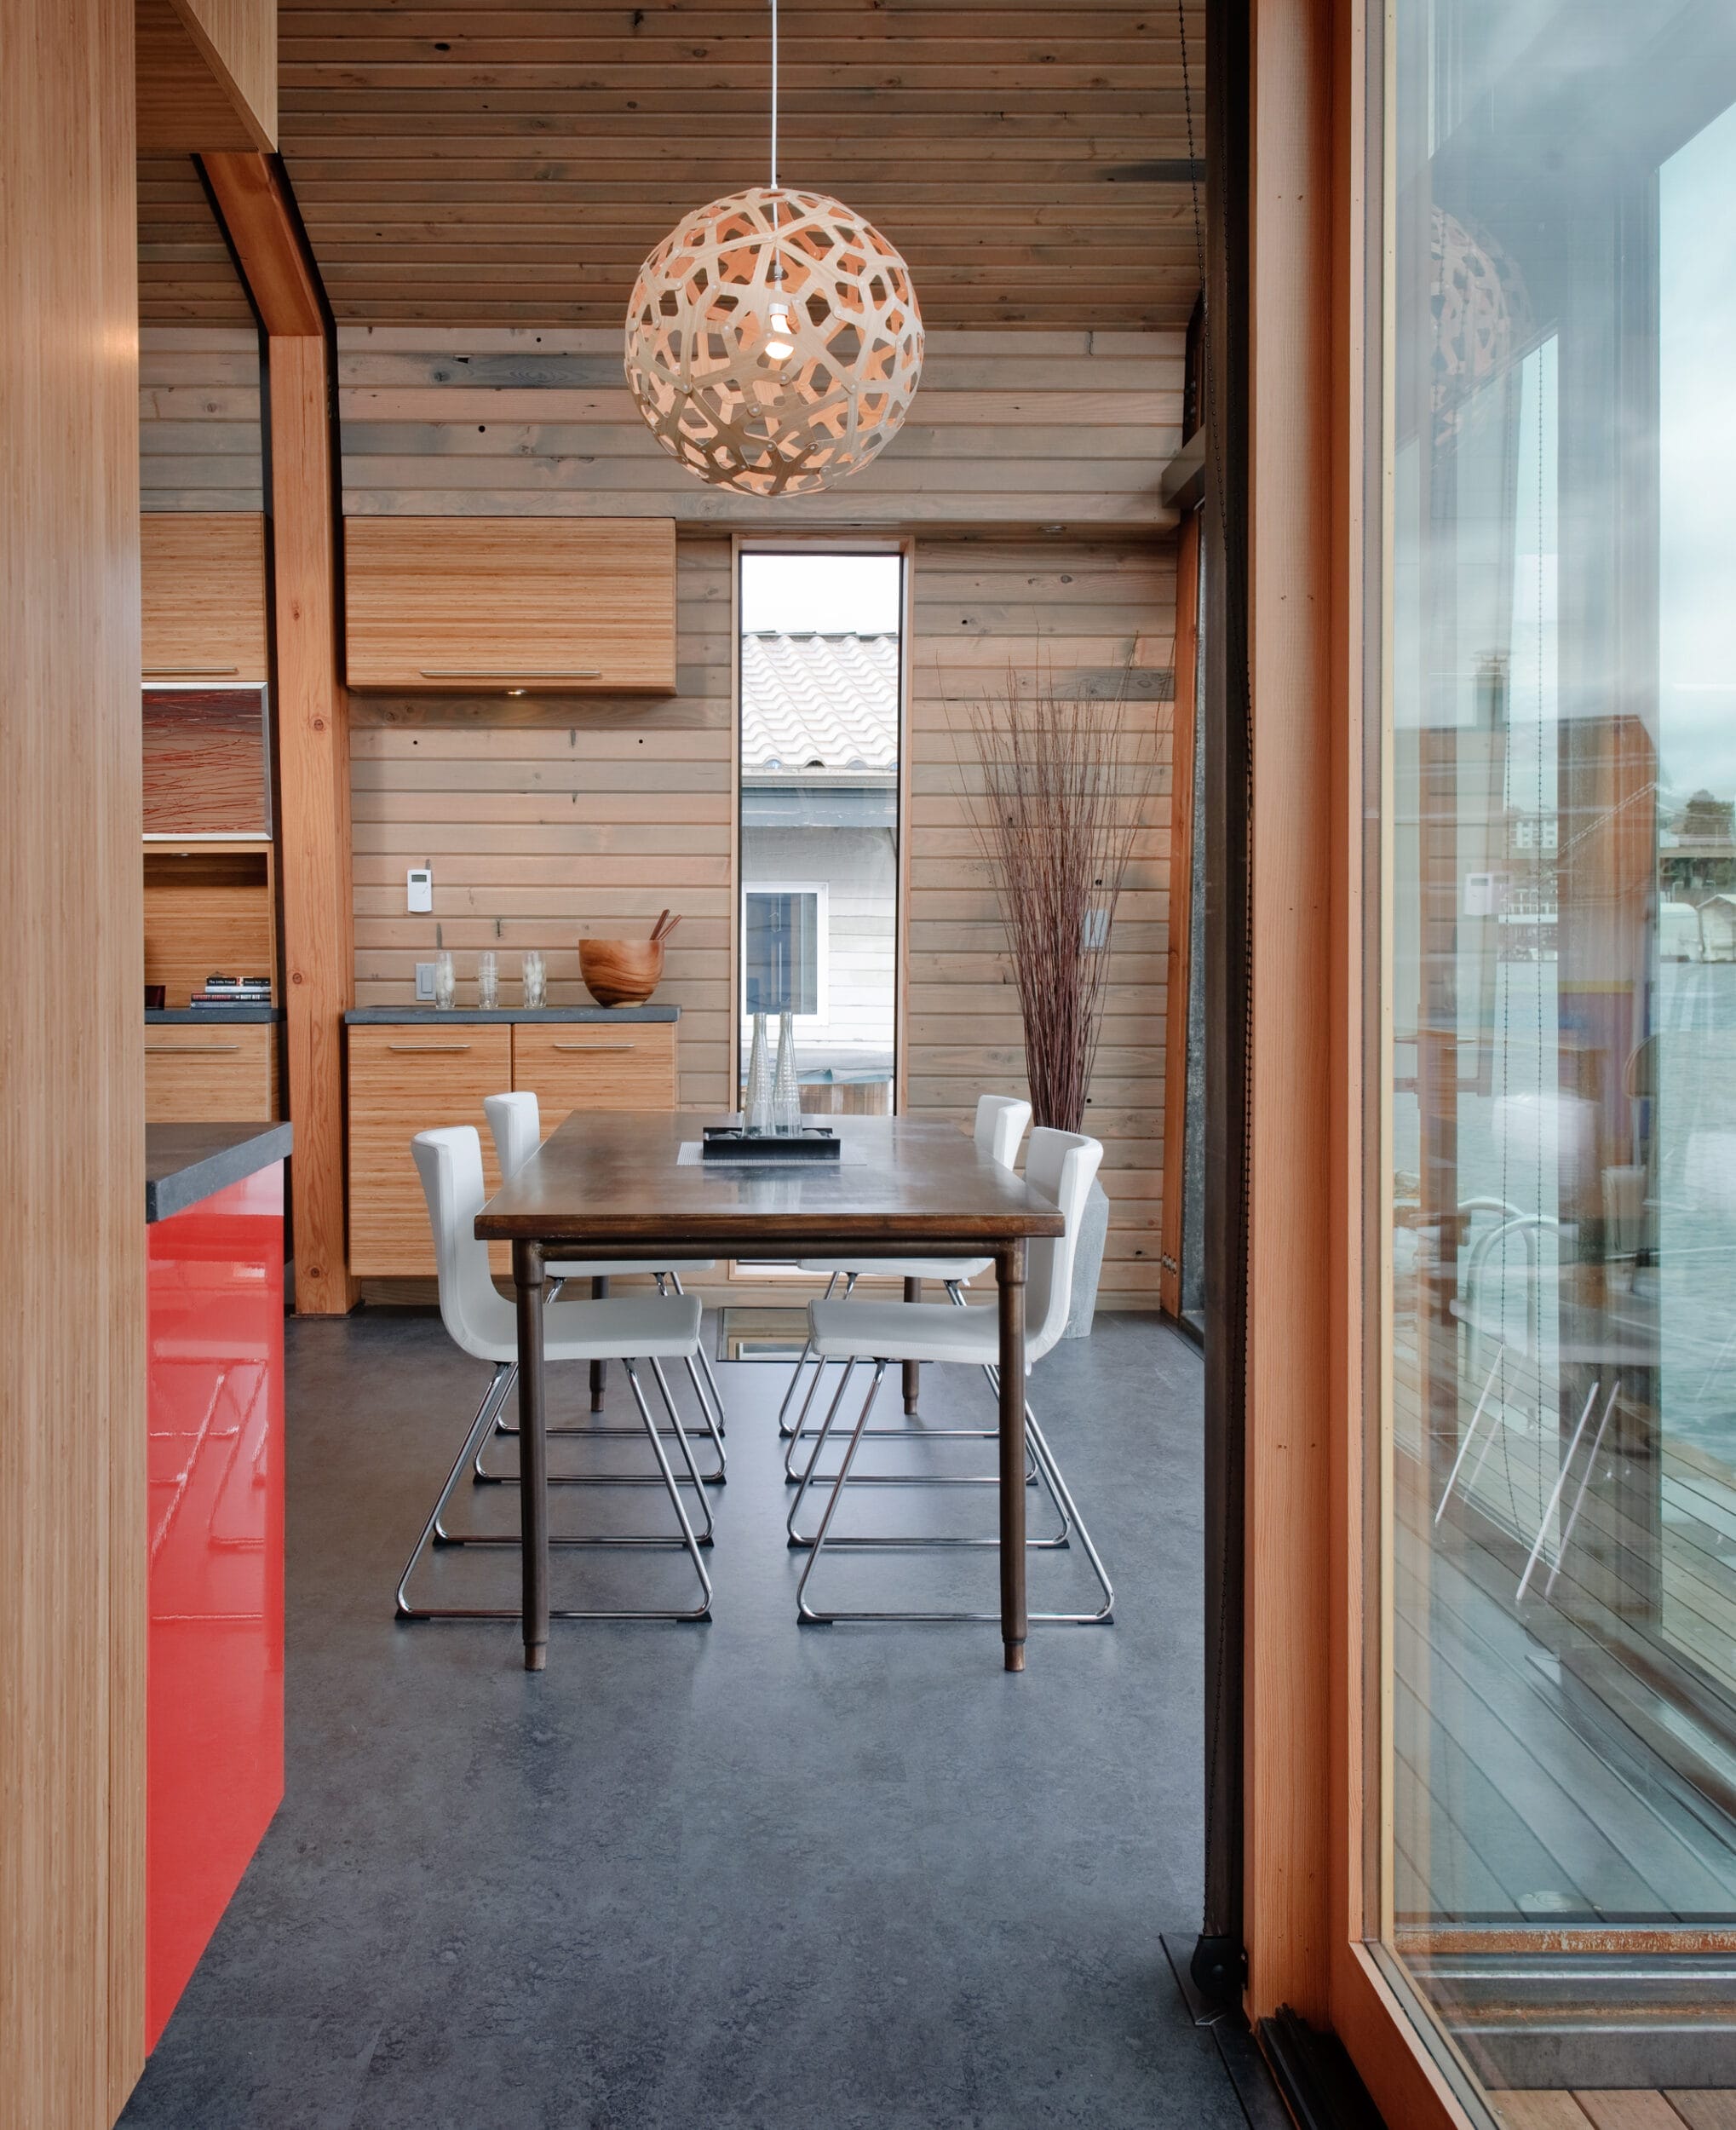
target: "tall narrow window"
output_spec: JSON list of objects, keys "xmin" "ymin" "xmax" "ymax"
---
[{"xmin": 737, "ymin": 551, "xmax": 903, "ymax": 1114}]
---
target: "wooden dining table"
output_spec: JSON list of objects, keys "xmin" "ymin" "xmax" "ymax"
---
[{"xmin": 473, "ymin": 1109, "xmax": 1066, "ymax": 1675}]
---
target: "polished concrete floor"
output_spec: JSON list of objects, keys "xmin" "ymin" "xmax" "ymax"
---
[{"xmin": 122, "ymin": 1306, "xmax": 1248, "ymax": 2129}]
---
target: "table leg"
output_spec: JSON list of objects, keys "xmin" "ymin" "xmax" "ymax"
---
[
  {"xmin": 903, "ymin": 1276, "xmax": 923, "ymax": 1413},
  {"xmin": 514, "ymin": 1240, "xmax": 549, "ymax": 1672},
  {"xmin": 589, "ymin": 1273, "xmax": 609, "ymax": 1411},
  {"xmin": 997, "ymin": 1241, "xmax": 1027, "ymax": 1672}
]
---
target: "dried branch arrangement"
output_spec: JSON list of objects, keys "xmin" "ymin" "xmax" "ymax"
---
[{"xmin": 964, "ymin": 659, "xmax": 1156, "ymax": 1134}]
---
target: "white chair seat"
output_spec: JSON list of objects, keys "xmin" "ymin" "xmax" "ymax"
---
[
  {"xmin": 809, "ymin": 1297, "xmax": 1000, "ymax": 1369},
  {"xmin": 550, "ymin": 1258, "xmax": 716, "ymax": 1280},
  {"xmin": 464, "ymin": 1291, "xmax": 703, "ymax": 1369},
  {"xmin": 796, "ymin": 1256, "xmax": 991, "ymax": 1283}
]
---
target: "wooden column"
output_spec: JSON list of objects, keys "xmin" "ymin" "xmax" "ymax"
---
[
  {"xmin": 268, "ymin": 332, "xmax": 358, "ymax": 1313},
  {"xmin": 1244, "ymin": 0, "xmax": 1336, "ymax": 2026},
  {"xmin": 204, "ymin": 153, "xmax": 356, "ymax": 1314},
  {"xmin": 2, "ymin": 0, "xmax": 147, "ymax": 2121}
]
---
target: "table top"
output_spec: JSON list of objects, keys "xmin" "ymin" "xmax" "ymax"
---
[{"xmin": 474, "ymin": 1112, "xmax": 1064, "ymax": 1253}]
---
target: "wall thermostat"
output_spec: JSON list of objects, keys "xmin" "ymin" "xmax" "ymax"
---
[{"xmin": 407, "ymin": 866, "xmax": 434, "ymax": 913}]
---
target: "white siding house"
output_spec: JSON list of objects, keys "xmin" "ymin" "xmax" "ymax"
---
[{"xmin": 740, "ymin": 632, "xmax": 899, "ymax": 1108}]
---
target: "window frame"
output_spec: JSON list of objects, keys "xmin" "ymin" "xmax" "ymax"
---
[{"xmin": 739, "ymin": 879, "xmax": 830, "ymax": 1027}]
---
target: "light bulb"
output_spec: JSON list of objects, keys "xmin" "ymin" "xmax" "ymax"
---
[{"xmin": 765, "ymin": 297, "xmax": 795, "ymax": 361}]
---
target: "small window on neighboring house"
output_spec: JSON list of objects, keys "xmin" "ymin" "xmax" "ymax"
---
[{"xmin": 744, "ymin": 885, "xmax": 825, "ymax": 1017}]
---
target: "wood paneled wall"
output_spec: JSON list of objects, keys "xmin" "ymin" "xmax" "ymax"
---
[
  {"xmin": 907, "ymin": 540, "xmax": 1173, "ymax": 1309},
  {"xmin": 336, "ymin": 325, "xmax": 1184, "ymax": 530},
  {"xmin": 141, "ymin": 325, "xmax": 263, "ymax": 509},
  {"xmin": 2, "ymin": 0, "xmax": 147, "ymax": 2120},
  {"xmin": 351, "ymin": 534, "xmax": 736, "ymax": 1113},
  {"xmin": 148, "ymin": 322, "xmax": 1182, "ymax": 1308},
  {"xmin": 353, "ymin": 527, "xmax": 1173, "ymax": 1310}
]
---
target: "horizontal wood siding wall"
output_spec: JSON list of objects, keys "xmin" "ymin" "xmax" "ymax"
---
[
  {"xmin": 145, "ymin": 324, "xmax": 1179, "ymax": 1307},
  {"xmin": 141, "ymin": 325, "xmax": 263, "ymax": 510},
  {"xmin": 908, "ymin": 541, "xmax": 1173, "ymax": 1308},
  {"xmin": 336, "ymin": 325, "xmax": 1183, "ymax": 529},
  {"xmin": 350, "ymin": 532, "xmax": 736, "ymax": 1113}
]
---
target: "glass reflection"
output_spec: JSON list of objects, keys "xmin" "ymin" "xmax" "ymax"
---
[{"xmin": 1381, "ymin": 0, "xmax": 1736, "ymax": 2107}]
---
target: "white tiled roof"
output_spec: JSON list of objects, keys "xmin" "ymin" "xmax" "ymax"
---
[{"xmin": 741, "ymin": 632, "xmax": 899, "ymax": 774}]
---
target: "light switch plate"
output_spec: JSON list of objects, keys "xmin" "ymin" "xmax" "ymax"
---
[
  {"xmin": 407, "ymin": 866, "xmax": 434, "ymax": 913},
  {"xmin": 414, "ymin": 962, "xmax": 437, "ymax": 1001}
]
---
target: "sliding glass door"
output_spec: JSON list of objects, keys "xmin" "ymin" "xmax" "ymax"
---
[{"xmin": 1374, "ymin": 0, "xmax": 1736, "ymax": 2109}]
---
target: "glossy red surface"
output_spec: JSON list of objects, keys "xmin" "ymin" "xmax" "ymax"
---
[{"xmin": 146, "ymin": 1164, "xmax": 285, "ymax": 2051}]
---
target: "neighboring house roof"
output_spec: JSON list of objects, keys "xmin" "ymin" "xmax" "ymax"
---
[{"xmin": 741, "ymin": 632, "xmax": 899, "ymax": 774}]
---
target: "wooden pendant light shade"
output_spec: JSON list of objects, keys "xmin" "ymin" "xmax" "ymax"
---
[{"xmin": 624, "ymin": 186, "xmax": 924, "ymax": 497}]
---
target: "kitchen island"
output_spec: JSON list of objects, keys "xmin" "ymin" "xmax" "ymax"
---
[{"xmin": 145, "ymin": 1120, "xmax": 290, "ymax": 2048}]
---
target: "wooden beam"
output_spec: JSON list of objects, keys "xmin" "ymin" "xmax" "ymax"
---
[
  {"xmin": 268, "ymin": 332, "xmax": 358, "ymax": 1315},
  {"xmin": 199, "ymin": 153, "xmax": 322, "ymax": 335},
  {"xmin": 199, "ymin": 153, "xmax": 355, "ymax": 1313},
  {"xmin": 3, "ymin": 0, "xmax": 147, "ymax": 2121},
  {"xmin": 1158, "ymin": 509, "xmax": 1199, "ymax": 1321},
  {"xmin": 135, "ymin": 0, "xmax": 273, "ymax": 153}
]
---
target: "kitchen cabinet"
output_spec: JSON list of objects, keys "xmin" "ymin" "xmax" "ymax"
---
[
  {"xmin": 141, "ymin": 513, "xmax": 269, "ymax": 683},
  {"xmin": 145, "ymin": 1019, "xmax": 279, "ymax": 1123},
  {"xmin": 342, "ymin": 516, "xmax": 677, "ymax": 694},
  {"xmin": 343, "ymin": 1010, "xmax": 681, "ymax": 1279}
]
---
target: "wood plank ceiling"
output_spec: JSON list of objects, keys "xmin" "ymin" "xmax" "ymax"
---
[{"xmin": 244, "ymin": 0, "xmax": 1205, "ymax": 331}]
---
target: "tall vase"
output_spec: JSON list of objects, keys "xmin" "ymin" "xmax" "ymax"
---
[
  {"xmin": 745, "ymin": 1012, "xmax": 773, "ymax": 1134},
  {"xmin": 773, "ymin": 1010, "xmax": 802, "ymax": 1135}
]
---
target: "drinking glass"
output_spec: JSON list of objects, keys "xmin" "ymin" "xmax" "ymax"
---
[
  {"xmin": 476, "ymin": 950, "xmax": 498, "ymax": 1010},
  {"xmin": 433, "ymin": 951, "xmax": 456, "ymax": 1011},
  {"xmin": 521, "ymin": 951, "xmax": 546, "ymax": 1010}
]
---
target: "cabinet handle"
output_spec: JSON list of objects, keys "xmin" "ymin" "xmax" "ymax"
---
[
  {"xmin": 417, "ymin": 668, "xmax": 604, "ymax": 681},
  {"xmin": 147, "ymin": 1044, "xmax": 241, "ymax": 1054},
  {"xmin": 385, "ymin": 1042, "xmax": 474, "ymax": 1053},
  {"xmin": 552, "ymin": 1041, "xmax": 635, "ymax": 1052},
  {"xmin": 142, "ymin": 666, "xmax": 241, "ymax": 677}
]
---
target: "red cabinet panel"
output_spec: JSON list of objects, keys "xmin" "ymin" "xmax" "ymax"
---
[{"xmin": 146, "ymin": 1164, "xmax": 285, "ymax": 2050}]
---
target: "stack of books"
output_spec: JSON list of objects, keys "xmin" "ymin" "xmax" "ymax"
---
[{"xmin": 190, "ymin": 974, "xmax": 273, "ymax": 1012}]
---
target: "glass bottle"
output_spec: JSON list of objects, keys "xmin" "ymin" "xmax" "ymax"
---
[
  {"xmin": 745, "ymin": 1011, "xmax": 773, "ymax": 1135},
  {"xmin": 773, "ymin": 1010, "xmax": 802, "ymax": 1135},
  {"xmin": 476, "ymin": 950, "xmax": 498, "ymax": 1010}
]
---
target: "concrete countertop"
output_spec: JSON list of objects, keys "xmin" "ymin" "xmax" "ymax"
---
[
  {"xmin": 148, "ymin": 1007, "xmax": 283, "ymax": 1024},
  {"xmin": 343, "ymin": 1006, "xmax": 679, "ymax": 1024},
  {"xmin": 146, "ymin": 1121, "xmax": 294, "ymax": 1224}
]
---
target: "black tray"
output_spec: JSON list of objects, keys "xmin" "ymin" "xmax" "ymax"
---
[{"xmin": 701, "ymin": 1125, "xmax": 841, "ymax": 1163}]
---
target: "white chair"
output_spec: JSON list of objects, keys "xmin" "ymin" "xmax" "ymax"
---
[
  {"xmin": 484, "ymin": 1090, "xmax": 728, "ymax": 1462},
  {"xmin": 778, "ymin": 1092, "xmax": 1032, "ymax": 1474},
  {"xmin": 394, "ymin": 1126, "xmax": 712, "ymax": 1623},
  {"xmin": 790, "ymin": 1126, "xmax": 1113, "ymax": 1629}
]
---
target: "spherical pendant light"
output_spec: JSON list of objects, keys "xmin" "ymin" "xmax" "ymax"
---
[
  {"xmin": 624, "ymin": 185, "xmax": 923, "ymax": 497},
  {"xmin": 622, "ymin": 0, "xmax": 923, "ymax": 497}
]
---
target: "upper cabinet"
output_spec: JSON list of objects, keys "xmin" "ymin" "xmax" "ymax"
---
[
  {"xmin": 342, "ymin": 517, "xmax": 677, "ymax": 694},
  {"xmin": 141, "ymin": 512, "xmax": 269, "ymax": 683}
]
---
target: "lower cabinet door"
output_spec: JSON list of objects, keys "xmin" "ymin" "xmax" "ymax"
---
[
  {"xmin": 510, "ymin": 1020, "xmax": 678, "ymax": 1119},
  {"xmin": 347, "ymin": 1024, "xmax": 512, "ymax": 1276},
  {"xmin": 145, "ymin": 1024, "xmax": 277, "ymax": 1121}
]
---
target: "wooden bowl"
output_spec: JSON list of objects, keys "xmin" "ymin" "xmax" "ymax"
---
[{"xmin": 578, "ymin": 936, "xmax": 664, "ymax": 1007}]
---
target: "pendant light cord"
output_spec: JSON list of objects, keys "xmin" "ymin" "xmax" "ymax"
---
[{"xmin": 768, "ymin": 0, "xmax": 779, "ymax": 190}]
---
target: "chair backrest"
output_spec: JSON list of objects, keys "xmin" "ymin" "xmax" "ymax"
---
[
  {"xmin": 485, "ymin": 1088, "xmax": 541, "ymax": 1178},
  {"xmin": 1022, "ymin": 1127, "xmax": 1104, "ymax": 1364},
  {"xmin": 974, "ymin": 1092, "xmax": 1032, "ymax": 1171},
  {"xmin": 411, "ymin": 1126, "xmax": 517, "ymax": 1362}
]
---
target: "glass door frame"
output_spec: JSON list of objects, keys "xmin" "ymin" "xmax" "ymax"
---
[{"xmin": 1233, "ymin": 0, "xmax": 1486, "ymax": 2121}]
